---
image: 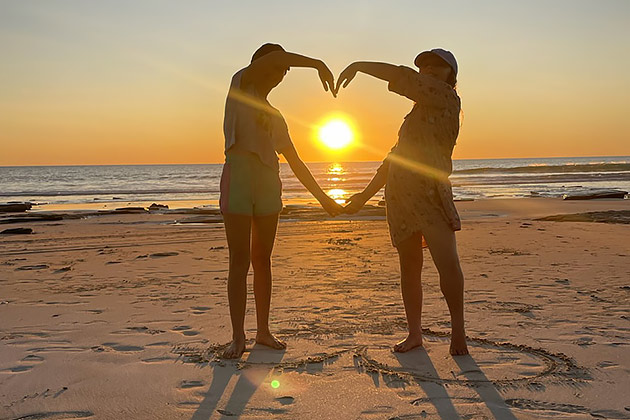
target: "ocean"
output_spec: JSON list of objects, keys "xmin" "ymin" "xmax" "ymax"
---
[{"xmin": 1, "ymin": 156, "xmax": 629, "ymax": 211}]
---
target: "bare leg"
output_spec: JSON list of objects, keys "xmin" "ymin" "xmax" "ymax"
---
[
  {"xmin": 251, "ymin": 213, "xmax": 286, "ymax": 350},
  {"xmin": 394, "ymin": 232, "xmax": 424, "ymax": 352},
  {"xmin": 222, "ymin": 213, "xmax": 252, "ymax": 359},
  {"xmin": 422, "ymin": 219, "xmax": 468, "ymax": 355}
]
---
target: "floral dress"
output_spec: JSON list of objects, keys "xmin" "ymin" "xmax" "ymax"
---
[{"xmin": 382, "ymin": 66, "xmax": 461, "ymax": 247}]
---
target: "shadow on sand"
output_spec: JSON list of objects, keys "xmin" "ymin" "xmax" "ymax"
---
[
  {"xmin": 453, "ymin": 354, "xmax": 519, "ymax": 420},
  {"xmin": 392, "ymin": 348, "xmax": 519, "ymax": 420},
  {"xmin": 191, "ymin": 345, "xmax": 286, "ymax": 419}
]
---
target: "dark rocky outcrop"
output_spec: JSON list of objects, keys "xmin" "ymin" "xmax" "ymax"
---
[
  {"xmin": 1, "ymin": 227, "xmax": 33, "ymax": 234},
  {"xmin": 0, "ymin": 203, "xmax": 32, "ymax": 213},
  {"xmin": 148, "ymin": 203, "xmax": 169, "ymax": 211},
  {"xmin": 113, "ymin": 207, "xmax": 148, "ymax": 213},
  {"xmin": 536, "ymin": 210, "xmax": 630, "ymax": 224},
  {"xmin": 563, "ymin": 190, "xmax": 627, "ymax": 200},
  {"xmin": 0, "ymin": 214, "xmax": 63, "ymax": 224}
]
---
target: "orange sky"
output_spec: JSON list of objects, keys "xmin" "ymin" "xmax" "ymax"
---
[{"xmin": 1, "ymin": 1, "xmax": 628, "ymax": 165}]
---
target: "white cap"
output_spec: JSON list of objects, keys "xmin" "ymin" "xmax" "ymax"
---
[{"xmin": 415, "ymin": 48, "xmax": 458, "ymax": 77}]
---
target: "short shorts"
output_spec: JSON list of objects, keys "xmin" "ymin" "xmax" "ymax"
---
[{"xmin": 219, "ymin": 152, "xmax": 282, "ymax": 216}]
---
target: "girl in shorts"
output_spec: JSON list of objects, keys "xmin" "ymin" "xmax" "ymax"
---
[{"xmin": 220, "ymin": 43, "xmax": 343, "ymax": 358}]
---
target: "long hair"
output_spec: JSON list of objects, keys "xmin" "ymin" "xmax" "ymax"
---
[{"xmin": 446, "ymin": 71, "xmax": 457, "ymax": 89}]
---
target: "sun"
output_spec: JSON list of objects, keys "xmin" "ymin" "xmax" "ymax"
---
[{"xmin": 317, "ymin": 118, "xmax": 354, "ymax": 150}]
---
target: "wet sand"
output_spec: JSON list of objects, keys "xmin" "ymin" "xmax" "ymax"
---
[{"xmin": 1, "ymin": 198, "xmax": 629, "ymax": 419}]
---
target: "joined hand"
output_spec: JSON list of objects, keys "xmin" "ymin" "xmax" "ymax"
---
[
  {"xmin": 320, "ymin": 195, "xmax": 344, "ymax": 217},
  {"xmin": 343, "ymin": 192, "xmax": 368, "ymax": 214}
]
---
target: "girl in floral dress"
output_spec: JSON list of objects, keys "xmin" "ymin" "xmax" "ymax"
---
[{"xmin": 340, "ymin": 49, "xmax": 468, "ymax": 355}]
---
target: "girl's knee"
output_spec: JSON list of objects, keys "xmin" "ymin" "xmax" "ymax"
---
[
  {"xmin": 432, "ymin": 251, "xmax": 462, "ymax": 279},
  {"xmin": 251, "ymin": 253, "xmax": 271, "ymax": 271},
  {"xmin": 438, "ymin": 265, "xmax": 464, "ymax": 285},
  {"xmin": 229, "ymin": 251, "xmax": 251, "ymax": 272}
]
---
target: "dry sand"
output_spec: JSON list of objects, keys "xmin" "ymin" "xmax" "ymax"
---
[{"xmin": 1, "ymin": 198, "xmax": 629, "ymax": 419}]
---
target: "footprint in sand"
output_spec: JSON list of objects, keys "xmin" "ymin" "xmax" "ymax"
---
[
  {"xmin": 21, "ymin": 355, "xmax": 45, "ymax": 362},
  {"xmin": 142, "ymin": 356, "xmax": 176, "ymax": 363},
  {"xmin": 2, "ymin": 365, "xmax": 34, "ymax": 373},
  {"xmin": 4, "ymin": 331, "xmax": 49, "ymax": 340},
  {"xmin": 101, "ymin": 342, "xmax": 144, "ymax": 352},
  {"xmin": 28, "ymin": 345, "xmax": 87, "ymax": 353},
  {"xmin": 176, "ymin": 401, "xmax": 200, "ymax": 411},
  {"xmin": 112, "ymin": 345, "xmax": 144, "ymax": 352},
  {"xmin": 275, "ymin": 396, "xmax": 295, "ymax": 405},
  {"xmin": 360, "ymin": 405, "xmax": 395, "ymax": 417},
  {"xmin": 121, "ymin": 326, "xmax": 165, "ymax": 335},
  {"xmin": 178, "ymin": 380, "xmax": 205, "ymax": 389},
  {"xmin": 44, "ymin": 301, "xmax": 83, "ymax": 306},
  {"xmin": 16, "ymin": 264, "xmax": 49, "ymax": 271},
  {"xmin": 573, "ymin": 337, "xmax": 595, "ymax": 346},
  {"xmin": 6, "ymin": 411, "xmax": 94, "ymax": 420},
  {"xmin": 145, "ymin": 341, "xmax": 171, "ymax": 347},
  {"xmin": 172, "ymin": 325, "xmax": 200, "ymax": 336},
  {"xmin": 190, "ymin": 306, "xmax": 211, "ymax": 315},
  {"xmin": 596, "ymin": 360, "xmax": 618, "ymax": 369},
  {"xmin": 150, "ymin": 252, "xmax": 179, "ymax": 258},
  {"xmin": 84, "ymin": 309, "xmax": 104, "ymax": 314}
]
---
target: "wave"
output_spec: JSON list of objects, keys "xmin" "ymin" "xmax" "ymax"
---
[
  {"xmin": 451, "ymin": 172, "xmax": 630, "ymax": 186},
  {"xmin": 453, "ymin": 162, "xmax": 630, "ymax": 175},
  {"xmin": 0, "ymin": 188, "xmax": 219, "ymax": 197}
]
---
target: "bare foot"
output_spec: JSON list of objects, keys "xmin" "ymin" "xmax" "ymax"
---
[
  {"xmin": 449, "ymin": 331, "xmax": 469, "ymax": 356},
  {"xmin": 393, "ymin": 333, "xmax": 423, "ymax": 353},
  {"xmin": 222, "ymin": 335, "xmax": 246, "ymax": 359},
  {"xmin": 255, "ymin": 331, "xmax": 286, "ymax": 350}
]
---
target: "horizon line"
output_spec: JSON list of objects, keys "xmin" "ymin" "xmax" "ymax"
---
[{"xmin": 2, "ymin": 154, "xmax": 630, "ymax": 168}]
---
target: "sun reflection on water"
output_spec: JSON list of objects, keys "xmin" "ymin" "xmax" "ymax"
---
[
  {"xmin": 325, "ymin": 164, "xmax": 348, "ymax": 203},
  {"xmin": 327, "ymin": 163, "xmax": 346, "ymax": 182},
  {"xmin": 327, "ymin": 163, "xmax": 345, "ymax": 174},
  {"xmin": 327, "ymin": 188, "xmax": 347, "ymax": 204}
]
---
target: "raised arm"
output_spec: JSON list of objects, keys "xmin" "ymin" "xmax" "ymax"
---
[
  {"xmin": 336, "ymin": 62, "xmax": 409, "ymax": 93},
  {"xmin": 243, "ymin": 50, "xmax": 335, "ymax": 96},
  {"xmin": 280, "ymin": 144, "xmax": 343, "ymax": 216},
  {"xmin": 337, "ymin": 61, "xmax": 458, "ymax": 109}
]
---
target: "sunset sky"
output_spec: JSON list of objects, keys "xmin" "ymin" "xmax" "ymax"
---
[{"xmin": 1, "ymin": 0, "xmax": 628, "ymax": 166}]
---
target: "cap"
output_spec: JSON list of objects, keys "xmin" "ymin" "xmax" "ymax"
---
[{"xmin": 414, "ymin": 48, "xmax": 458, "ymax": 77}]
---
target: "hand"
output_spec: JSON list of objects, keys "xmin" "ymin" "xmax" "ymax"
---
[
  {"xmin": 343, "ymin": 192, "xmax": 368, "ymax": 214},
  {"xmin": 319, "ymin": 195, "xmax": 344, "ymax": 217},
  {"xmin": 317, "ymin": 61, "xmax": 336, "ymax": 98},
  {"xmin": 335, "ymin": 63, "xmax": 358, "ymax": 95}
]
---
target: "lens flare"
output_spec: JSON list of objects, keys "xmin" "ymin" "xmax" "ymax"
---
[{"xmin": 271, "ymin": 380, "xmax": 280, "ymax": 389}]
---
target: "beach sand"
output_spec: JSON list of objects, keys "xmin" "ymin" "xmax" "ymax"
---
[{"xmin": 1, "ymin": 198, "xmax": 629, "ymax": 419}]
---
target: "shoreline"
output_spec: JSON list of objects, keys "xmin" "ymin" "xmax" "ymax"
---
[
  {"xmin": 3, "ymin": 188, "xmax": 628, "ymax": 214},
  {"xmin": 2, "ymin": 197, "xmax": 629, "ymax": 224}
]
